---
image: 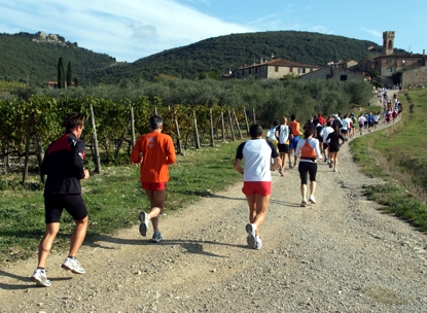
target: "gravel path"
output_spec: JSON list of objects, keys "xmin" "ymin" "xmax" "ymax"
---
[{"xmin": 1, "ymin": 107, "xmax": 427, "ymax": 313}]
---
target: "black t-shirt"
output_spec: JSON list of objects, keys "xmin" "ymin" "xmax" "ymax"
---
[
  {"xmin": 42, "ymin": 132, "xmax": 86, "ymax": 195},
  {"xmin": 326, "ymin": 131, "xmax": 345, "ymax": 145}
]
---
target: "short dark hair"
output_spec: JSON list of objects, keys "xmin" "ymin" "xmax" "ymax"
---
[
  {"xmin": 304, "ymin": 126, "xmax": 314, "ymax": 139},
  {"xmin": 63, "ymin": 112, "xmax": 84, "ymax": 132},
  {"xmin": 249, "ymin": 124, "xmax": 263, "ymax": 138},
  {"xmin": 290, "ymin": 114, "xmax": 296, "ymax": 121},
  {"xmin": 149, "ymin": 114, "xmax": 163, "ymax": 130},
  {"xmin": 273, "ymin": 120, "xmax": 279, "ymax": 126}
]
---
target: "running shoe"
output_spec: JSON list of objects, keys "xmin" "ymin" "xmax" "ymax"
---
[
  {"xmin": 289, "ymin": 163, "xmax": 293, "ymax": 169},
  {"xmin": 30, "ymin": 269, "xmax": 51, "ymax": 287},
  {"xmin": 324, "ymin": 156, "xmax": 327, "ymax": 162},
  {"xmin": 301, "ymin": 200, "xmax": 307, "ymax": 207},
  {"xmin": 279, "ymin": 169, "xmax": 285, "ymax": 176},
  {"xmin": 309, "ymin": 195, "xmax": 317, "ymax": 204},
  {"xmin": 151, "ymin": 231, "xmax": 164, "ymax": 243},
  {"xmin": 255, "ymin": 236, "xmax": 262, "ymax": 250},
  {"xmin": 245, "ymin": 223, "xmax": 256, "ymax": 248},
  {"xmin": 139, "ymin": 211, "xmax": 150, "ymax": 237},
  {"xmin": 333, "ymin": 167, "xmax": 338, "ymax": 172},
  {"xmin": 61, "ymin": 257, "xmax": 86, "ymax": 274},
  {"xmin": 328, "ymin": 161, "xmax": 333, "ymax": 168}
]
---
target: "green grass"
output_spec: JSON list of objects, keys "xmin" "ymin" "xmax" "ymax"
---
[
  {"xmin": 350, "ymin": 89, "xmax": 427, "ymax": 233},
  {"xmin": 0, "ymin": 141, "xmax": 243, "ymax": 262}
]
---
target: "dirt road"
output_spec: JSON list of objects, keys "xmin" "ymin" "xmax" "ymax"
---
[{"xmin": 1, "ymin": 112, "xmax": 426, "ymax": 313}]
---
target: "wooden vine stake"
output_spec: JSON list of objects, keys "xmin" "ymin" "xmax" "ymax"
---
[
  {"xmin": 90, "ymin": 103, "xmax": 101, "ymax": 174},
  {"xmin": 35, "ymin": 133, "xmax": 45, "ymax": 183},
  {"xmin": 193, "ymin": 110, "xmax": 201, "ymax": 149},
  {"xmin": 232, "ymin": 109, "xmax": 243, "ymax": 140},
  {"xmin": 220, "ymin": 110, "xmax": 226, "ymax": 143},
  {"xmin": 174, "ymin": 110, "xmax": 182, "ymax": 155},
  {"xmin": 243, "ymin": 108, "xmax": 250, "ymax": 133},
  {"xmin": 227, "ymin": 109, "xmax": 236, "ymax": 141},
  {"xmin": 252, "ymin": 107, "xmax": 256, "ymax": 124},
  {"xmin": 130, "ymin": 107, "xmax": 136, "ymax": 147},
  {"xmin": 209, "ymin": 107, "xmax": 215, "ymax": 147},
  {"xmin": 21, "ymin": 126, "xmax": 31, "ymax": 185}
]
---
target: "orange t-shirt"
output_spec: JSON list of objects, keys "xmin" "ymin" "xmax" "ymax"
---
[
  {"xmin": 289, "ymin": 121, "xmax": 302, "ymax": 136},
  {"xmin": 130, "ymin": 131, "xmax": 176, "ymax": 183}
]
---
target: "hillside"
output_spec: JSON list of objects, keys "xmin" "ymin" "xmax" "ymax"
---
[
  {"xmin": 1, "ymin": 31, "xmax": 406, "ymax": 86},
  {"xmin": 90, "ymin": 31, "xmax": 403, "ymax": 84},
  {"xmin": 0, "ymin": 32, "xmax": 117, "ymax": 87}
]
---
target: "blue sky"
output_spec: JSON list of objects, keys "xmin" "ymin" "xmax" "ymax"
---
[{"xmin": 1, "ymin": 0, "xmax": 426, "ymax": 63}]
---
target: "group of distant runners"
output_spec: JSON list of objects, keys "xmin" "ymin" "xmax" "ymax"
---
[{"xmin": 30, "ymin": 89, "xmax": 403, "ymax": 287}]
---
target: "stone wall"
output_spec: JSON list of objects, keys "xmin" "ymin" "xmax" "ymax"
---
[{"xmin": 402, "ymin": 67, "xmax": 427, "ymax": 88}]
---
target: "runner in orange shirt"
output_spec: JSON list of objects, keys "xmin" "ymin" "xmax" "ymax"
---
[
  {"xmin": 288, "ymin": 114, "xmax": 303, "ymax": 169},
  {"xmin": 131, "ymin": 114, "xmax": 176, "ymax": 243}
]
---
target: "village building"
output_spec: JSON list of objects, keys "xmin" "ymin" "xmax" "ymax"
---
[
  {"xmin": 299, "ymin": 65, "xmax": 366, "ymax": 82},
  {"xmin": 223, "ymin": 58, "xmax": 320, "ymax": 80}
]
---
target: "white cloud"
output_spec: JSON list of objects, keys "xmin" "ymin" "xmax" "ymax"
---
[
  {"xmin": 0, "ymin": 0, "xmax": 253, "ymax": 62},
  {"xmin": 310, "ymin": 26, "xmax": 333, "ymax": 34},
  {"xmin": 129, "ymin": 23, "xmax": 157, "ymax": 41},
  {"xmin": 361, "ymin": 28, "xmax": 382, "ymax": 38}
]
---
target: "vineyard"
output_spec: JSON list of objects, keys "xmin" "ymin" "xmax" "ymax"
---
[{"xmin": 0, "ymin": 95, "xmax": 253, "ymax": 185}]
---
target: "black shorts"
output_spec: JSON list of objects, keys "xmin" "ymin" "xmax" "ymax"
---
[
  {"xmin": 298, "ymin": 161, "xmax": 317, "ymax": 185},
  {"xmin": 341, "ymin": 129, "xmax": 348, "ymax": 134},
  {"xmin": 44, "ymin": 194, "xmax": 88, "ymax": 223},
  {"xmin": 278, "ymin": 143, "xmax": 289, "ymax": 153},
  {"xmin": 328, "ymin": 143, "xmax": 340, "ymax": 152},
  {"xmin": 323, "ymin": 142, "xmax": 328, "ymax": 150}
]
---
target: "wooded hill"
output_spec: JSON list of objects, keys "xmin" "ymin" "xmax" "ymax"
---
[
  {"xmin": 0, "ymin": 32, "xmax": 117, "ymax": 87},
  {"xmin": 0, "ymin": 31, "xmax": 406, "ymax": 86}
]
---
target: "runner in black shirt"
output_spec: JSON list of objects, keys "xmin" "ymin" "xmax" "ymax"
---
[{"xmin": 31, "ymin": 113, "xmax": 90, "ymax": 287}]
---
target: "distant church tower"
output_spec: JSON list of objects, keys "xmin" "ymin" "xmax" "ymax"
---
[{"xmin": 383, "ymin": 31, "xmax": 395, "ymax": 55}]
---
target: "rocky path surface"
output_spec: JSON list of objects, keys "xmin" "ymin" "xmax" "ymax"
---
[{"xmin": 1, "ymin": 106, "xmax": 427, "ymax": 313}]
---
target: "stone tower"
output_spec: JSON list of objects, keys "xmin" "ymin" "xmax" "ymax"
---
[{"xmin": 383, "ymin": 31, "xmax": 395, "ymax": 55}]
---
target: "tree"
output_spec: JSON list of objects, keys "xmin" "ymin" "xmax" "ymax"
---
[
  {"xmin": 67, "ymin": 61, "xmax": 72, "ymax": 87},
  {"xmin": 57, "ymin": 57, "xmax": 65, "ymax": 89}
]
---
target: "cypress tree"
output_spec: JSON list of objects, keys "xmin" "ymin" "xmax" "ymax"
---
[
  {"xmin": 67, "ymin": 61, "xmax": 72, "ymax": 88},
  {"xmin": 57, "ymin": 57, "xmax": 65, "ymax": 89}
]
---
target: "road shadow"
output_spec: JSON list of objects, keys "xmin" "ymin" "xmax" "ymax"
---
[
  {"xmin": 174, "ymin": 189, "xmax": 246, "ymax": 201},
  {"xmin": 96, "ymin": 235, "xmax": 249, "ymax": 258},
  {"xmin": 0, "ymin": 270, "xmax": 71, "ymax": 290}
]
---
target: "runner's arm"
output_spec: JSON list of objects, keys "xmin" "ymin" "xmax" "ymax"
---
[
  {"xmin": 233, "ymin": 142, "xmax": 245, "ymax": 174},
  {"xmin": 166, "ymin": 136, "xmax": 176, "ymax": 165},
  {"xmin": 130, "ymin": 137, "xmax": 143, "ymax": 164}
]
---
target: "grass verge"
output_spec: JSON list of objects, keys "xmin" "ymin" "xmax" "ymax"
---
[
  {"xmin": 350, "ymin": 89, "xmax": 427, "ymax": 233},
  {"xmin": 0, "ymin": 141, "xmax": 243, "ymax": 262}
]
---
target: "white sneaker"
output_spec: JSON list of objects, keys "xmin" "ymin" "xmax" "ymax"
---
[
  {"xmin": 31, "ymin": 269, "xmax": 51, "ymax": 287},
  {"xmin": 139, "ymin": 211, "xmax": 150, "ymax": 237},
  {"xmin": 245, "ymin": 223, "xmax": 257, "ymax": 248},
  {"xmin": 301, "ymin": 199, "xmax": 307, "ymax": 207},
  {"xmin": 309, "ymin": 196, "xmax": 316, "ymax": 204},
  {"xmin": 255, "ymin": 236, "xmax": 262, "ymax": 250},
  {"xmin": 333, "ymin": 167, "xmax": 338, "ymax": 172},
  {"xmin": 61, "ymin": 257, "xmax": 86, "ymax": 274}
]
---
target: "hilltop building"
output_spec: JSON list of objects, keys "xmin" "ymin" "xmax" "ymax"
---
[{"xmin": 358, "ymin": 31, "xmax": 427, "ymax": 88}]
